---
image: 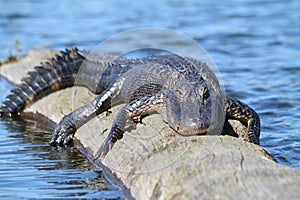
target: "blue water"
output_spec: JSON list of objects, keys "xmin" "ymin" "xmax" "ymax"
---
[{"xmin": 0, "ymin": 0, "xmax": 300, "ymax": 199}]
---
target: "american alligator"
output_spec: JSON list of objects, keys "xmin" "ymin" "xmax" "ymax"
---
[{"xmin": 0, "ymin": 48, "xmax": 260, "ymax": 159}]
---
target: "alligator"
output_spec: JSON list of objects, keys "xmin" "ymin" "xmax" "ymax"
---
[{"xmin": 0, "ymin": 48, "xmax": 260, "ymax": 159}]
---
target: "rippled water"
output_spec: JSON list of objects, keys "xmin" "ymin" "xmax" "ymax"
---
[
  {"xmin": 0, "ymin": 0, "xmax": 299, "ymax": 199},
  {"xmin": 0, "ymin": 78, "xmax": 122, "ymax": 199},
  {"xmin": 0, "ymin": 121, "xmax": 121, "ymax": 199}
]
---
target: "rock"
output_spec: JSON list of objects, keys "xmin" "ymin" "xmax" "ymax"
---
[
  {"xmin": 1, "ymin": 49, "xmax": 300, "ymax": 200},
  {"xmin": 0, "ymin": 49, "xmax": 58, "ymax": 85}
]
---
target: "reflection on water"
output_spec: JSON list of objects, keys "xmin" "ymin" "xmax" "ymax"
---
[{"xmin": 0, "ymin": 117, "xmax": 122, "ymax": 199}]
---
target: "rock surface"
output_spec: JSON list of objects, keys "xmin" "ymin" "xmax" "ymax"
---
[{"xmin": 1, "ymin": 49, "xmax": 300, "ymax": 200}]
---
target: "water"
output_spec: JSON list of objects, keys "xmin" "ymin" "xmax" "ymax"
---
[
  {"xmin": 0, "ymin": 0, "xmax": 300, "ymax": 198},
  {"xmin": 0, "ymin": 80, "xmax": 122, "ymax": 199},
  {"xmin": 0, "ymin": 120, "xmax": 121, "ymax": 199}
]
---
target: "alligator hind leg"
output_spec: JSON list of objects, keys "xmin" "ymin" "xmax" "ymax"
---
[
  {"xmin": 94, "ymin": 93, "xmax": 163, "ymax": 160},
  {"xmin": 225, "ymin": 96, "xmax": 260, "ymax": 145}
]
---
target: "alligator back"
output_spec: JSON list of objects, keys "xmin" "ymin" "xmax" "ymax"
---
[{"xmin": 0, "ymin": 48, "xmax": 84, "ymax": 116}]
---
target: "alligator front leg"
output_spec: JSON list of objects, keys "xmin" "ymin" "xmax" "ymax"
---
[
  {"xmin": 94, "ymin": 93, "xmax": 163, "ymax": 160},
  {"xmin": 49, "ymin": 79, "xmax": 125, "ymax": 145},
  {"xmin": 225, "ymin": 96, "xmax": 260, "ymax": 145},
  {"xmin": 49, "ymin": 93, "xmax": 112, "ymax": 145}
]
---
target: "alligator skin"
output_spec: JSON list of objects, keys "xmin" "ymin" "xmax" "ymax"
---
[{"xmin": 0, "ymin": 48, "xmax": 260, "ymax": 159}]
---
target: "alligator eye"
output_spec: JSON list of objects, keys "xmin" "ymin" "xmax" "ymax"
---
[{"xmin": 203, "ymin": 88, "xmax": 210, "ymax": 99}]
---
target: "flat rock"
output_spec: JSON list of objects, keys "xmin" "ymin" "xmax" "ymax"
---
[
  {"xmin": 1, "ymin": 49, "xmax": 300, "ymax": 200},
  {"xmin": 0, "ymin": 49, "xmax": 58, "ymax": 85}
]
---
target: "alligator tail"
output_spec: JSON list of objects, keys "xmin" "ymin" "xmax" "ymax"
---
[{"xmin": 0, "ymin": 48, "xmax": 84, "ymax": 117}]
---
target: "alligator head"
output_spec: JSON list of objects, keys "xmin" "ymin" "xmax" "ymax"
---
[{"xmin": 164, "ymin": 78, "xmax": 225, "ymax": 136}]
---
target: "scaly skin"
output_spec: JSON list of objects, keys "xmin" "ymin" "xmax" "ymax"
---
[
  {"xmin": 0, "ymin": 48, "xmax": 260, "ymax": 159},
  {"xmin": 0, "ymin": 48, "xmax": 84, "ymax": 115}
]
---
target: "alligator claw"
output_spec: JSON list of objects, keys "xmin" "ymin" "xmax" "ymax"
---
[
  {"xmin": 49, "ymin": 116, "xmax": 77, "ymax": 146},
  {"xmin": 94, "ymin": 137, "xmax": 115, "ymax": 161}
]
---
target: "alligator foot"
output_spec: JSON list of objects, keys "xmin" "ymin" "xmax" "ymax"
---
[
  {"xmin": 49, "ymin": 115, "xmax": 77, "ymax": 146},
  {"xmin": 94, "ymin": 127, "xmax": 124, "ymax": 160},
  {"xmin": 94, "ymin": 137, "xmax": 114, "ymax": 161}
]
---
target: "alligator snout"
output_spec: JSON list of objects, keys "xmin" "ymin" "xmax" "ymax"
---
[{"xmin": 171, "ymin": 117, "xmax": 211, "ymax": 136}]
